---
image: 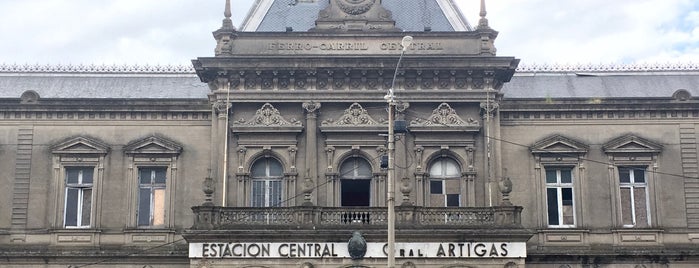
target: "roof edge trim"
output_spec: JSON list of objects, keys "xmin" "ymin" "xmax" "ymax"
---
[
  {"xmin": 435, "ymin": 0, "xmax": 473, "ymax": 31},
  {"xmin": 240, "ymin": 0, "xmax": 275, "ymax": 32}
]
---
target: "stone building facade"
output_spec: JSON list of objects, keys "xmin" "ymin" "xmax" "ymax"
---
[{"xmin": 0, "ymin": 0, "xmax": 699, "ymax": 267}]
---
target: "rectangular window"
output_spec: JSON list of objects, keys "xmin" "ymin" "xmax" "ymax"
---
[
  {"xmin": 64, "ymin": 167, "xmax": 94, "ymax": 228},
  {"xmin": 137, "ymin": 167, "xmax": 167, "ymax": 227},
  {"xmin": 252, "ymin": 180, "xmax": 282, "ymax": 207},
  {"xmin": 619, "ymin": 166, "xmax": 649, "ymax": 227},
  {"xmin": 430, "ymin": 179, "xmax": 460, "ymax": 207},
  {"xmin": 545, "ymin": 167, "xmax": 575, "ymax": 227}
]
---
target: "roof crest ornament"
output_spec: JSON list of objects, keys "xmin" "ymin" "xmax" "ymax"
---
[
  {"xmin": 477, "ymin": 0, "xmax": 489, "ymax": 30},
  {"xmin": 213, "ymin": 0, "xmax": 237, "ymax": 56},
  {"xmin": 312, "ymin": 0, "xmax": 400, "ymax": 32}
]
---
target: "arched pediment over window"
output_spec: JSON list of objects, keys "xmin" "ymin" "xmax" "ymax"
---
[
  {"xmin": 51, "ymin": 136, "xmax": 110, "ymax": 155},
  {"xmin": 124, "ymin": 135, "xmax": 183, "ymax": 156}
]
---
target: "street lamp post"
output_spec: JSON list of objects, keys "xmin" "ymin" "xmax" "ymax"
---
[{"xmin": 385, "ymin": 35, "xmax": 412, "ymax": 268}]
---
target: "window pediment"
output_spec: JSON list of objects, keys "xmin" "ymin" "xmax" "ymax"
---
[
  {"xmin": 530, "ymin": 135, "xmax": 588, "ymax": 156},
  {"xmin": 124, "ymin": 135, "xmax": 182, "ymax": 156},
  {"xmin": 320, "ymin": 102, "xmax": 385, "ymax": 133},
  {"xmin": 231, "ymin": 103, "xmax": 303, "ymax": 133},
  {"xmin": 51, "ymin": 136, "xmax": 110, "ymax": 155},
  {"xmin": 410, "ymin": 103, "xmax": 480, "ymax": 133},
  {"xmin": 603, "ymin": 134, "xmax": 662, "ymax": 154}
]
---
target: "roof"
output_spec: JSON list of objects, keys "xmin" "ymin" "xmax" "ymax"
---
[
  {"xmin": 1, "ymin": 63, "xmax": 698, "ymax": 100},
  {"xmin": 240, "ymin": 0, "xmax": 471, "ymax": 32}
]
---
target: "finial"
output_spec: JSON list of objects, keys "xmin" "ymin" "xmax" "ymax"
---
[
  {"xmin": 477, "ymin": 0, "xmax": 490, "ymax": 30},
  {"xmin": 224, "ymin": 0, "xmax": 232, "ymax": 19},
  {"xmin": 221, "ymin": 0, "xmax": 236, "ymax": 31}
]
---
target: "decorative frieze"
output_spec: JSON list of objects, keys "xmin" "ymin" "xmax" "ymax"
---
[
  {"xmin": 501, "ymin": 110, "xmax": 699, "ymax": 121},
  {"xmin": 0, "ymin": 111, "xmax": 210, "ymax": 121}
]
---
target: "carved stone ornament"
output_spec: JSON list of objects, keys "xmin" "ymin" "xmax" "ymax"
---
[
  {"xmin": 322, "ymin": 103, "xmax": 379, "ymax": 126},
  {"xmin": 411, "ymin": 103, "xmax": 476, "ymax": 126},
  {"xmin": 338, "ymin": 0, "xmax": 376, "ymax": 15},
  {"xmin": 235, "ymin": 103, "xmax": 301, "ymax": 126},
  {"xmin": 348, "ymin": 231, "xmax": 367, "ymax": 260}
]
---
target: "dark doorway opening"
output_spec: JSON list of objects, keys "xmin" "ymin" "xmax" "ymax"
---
[{"xmin": 341, "ymin": 179, "xmax": 371, "ymax": 206}]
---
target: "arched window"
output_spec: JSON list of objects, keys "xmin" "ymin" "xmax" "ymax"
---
[
  {"xmin": 251, "ymin": 157, "xmax": 284, "ymax": 207},
  {"xmin": 428, "ymin": 157, "xmax": 461, "ymax": 207},
  {"xmin": 340, "ymin": 157, "xmax": 372, "ymax": 206}
]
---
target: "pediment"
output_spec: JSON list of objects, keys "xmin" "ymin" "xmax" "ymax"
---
[
  {"xmin": 124, "ymin": 135, "xmax": 183, "ymax": 155},
  {"xmin": 231, "ymin": 103, "xmax": 303, "ymax": 133},
  {"xmin": 603, "ymin": 134, "xmax": 662, "ymax": 154},
  {"xmin": 51, "ymin": 136, "xmax": 109, "ymax": 155},
  {"xmin": 530, "ymin": 135, "xmax": 588, "ymax": 155},
  {"xmin": 321, "ymin": 103, "xmax": 386, "ymax": 133},
  {"xmin": 409, "ymin": 103, "xmax": 480, "ymax": 133}
]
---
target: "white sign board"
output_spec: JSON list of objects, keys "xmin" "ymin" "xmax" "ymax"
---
[{"xmin": 189, "ymin": 242, "xmax": 526, "ymax": 259}]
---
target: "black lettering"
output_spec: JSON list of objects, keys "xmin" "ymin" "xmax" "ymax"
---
[
  {"xmin": 322, "ymin": 244, "xmax": 332, "ymax": 257},
  {"xmin": 458, "ymin": 243, "xmax": 465, "ymax": 257},
  {"xmin": 383, "ymin": 243, "xmax": 388, "ymax": 256},
  {"xmin": 332, "ymin": 244, "xmax": 338, "ymax": 256},
  {"xmin": 279, "ymin": 244, "xmax": 289, "ymax": 257},
  {"xmin": 474, "ymin": 243, "xmax": 487, "ymax": 257},
  {"xmin": 315, "ymin": 244, "xmax": 322, "ymax": 256},
  {"xmin": 298, "ymin": 243, "xmax": 306, "ymax": 257},
  {"xmin": 449, "ymin": 243, "xmax": 456, "ymax": 256},
  {"xmin": 202, "ymin": 244, "xmax": 210, "ymax": 257},
  {"xmin": 399, "ymin": 249, "xmax": 405, "ymax": 257},
  {"xmin": 262, "ymin": 244, "xmax": 270, "ymax": 257},
  {"xmin": 500, "ymin": 243, "xmax": 508, "ymax": 256},
  {"xmin": 222, "ymin": 244, "xmax": 233, "ymax": 257},
  {"xmin": 437, "ymin": 244, "xmax": 446, "ymax": 257},
  {"xmin": 418, "ymin": 249, "xmax": 423, "ymax": 257},
  {"xmin": 248, "ymin": 244, "xmax": 260, "ymax": 257},
  {"xmin": 489, "ymin": 244, "xmax": 499, "ymax": 257},
  {"xmin": 233, "ymin": 243, "xmax": 243, "ymax": 257}
]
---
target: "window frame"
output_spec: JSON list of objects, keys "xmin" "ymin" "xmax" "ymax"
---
[
  {"xmin": 124, "ymin": 135, "xmax": 182, "ymax": 229},
  {"xmin": 63, "ymin": 166, "xmax": 96, "ymax": 228},
  {"xmin": 250, "ymin": 157, "xmax": 284, "ymax": 207},
  {"xmin": 617, "ymin": 166, "xmax": 651, "ymax": 228},
  {"xmin": 50, "ymin": 136, "xmax": 109, "ymax": 230},
  {"xmin": 428, "ymin": 157, "xmax": 462, "ymax": 207},
  {"xmin": 544, "ymin": 167, "xmax": 576, "ymax": 228},
  {"xmin": 136, "ymin": 166, "xmax": 169, "ymax": 227}
]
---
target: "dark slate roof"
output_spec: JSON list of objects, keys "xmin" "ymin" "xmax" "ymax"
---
[
  {"xmin": 0, "ymin": 73, "xmax": 207, "ymax": 99},
  {"xmin": 502, "ymin": 71, "xmax": 699, "ymax": 99},
  {"xmin": 243, "ymin": 0, "xmax": 469, "ymax": 32},
  {"xmin": 1, "ymin": 65, "xmax": 698, "ymax": 99}
]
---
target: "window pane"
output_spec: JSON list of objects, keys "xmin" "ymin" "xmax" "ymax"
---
[
  {"xmin": 560, "ymin": 169, "xmax": 572, "ymax": 184},
  {"xmin": 430, "ymin": 194, "xmax": 445, "ymax": 207},
  {"xmin": 429, "ymin": 161, "xmax": 442, "ymax": 177},
  {"xmin": 545, "ymin": 170, "xmax": 557, "ymax": 184},
  {"xmin": 270, "ymin": 180, "xmax": 282, "ymax": 207},
  {"xmin": 66, "ymin": 168, "xmax": 80, "ymax": 184},
  {"xmin": 430, "ymin": 180, "xmax": 442, "ymax": 194},
  {"xmin": 445, "ymin": 179, "xmax": 460, "ymax": 194},
  {"xmin": 561, "ymin": 188, "xmax": 574, "ymax": 225},
  {"xmin": 355, "ymin": 159, "xmax": 372, "ymax": 178},
  {"xmin": 446, "ymin": 194, "xmax": 459, "ymax": 207},
  {"xmin": 443, "ymin": 159, "xmax": 460, "ymax": 177},
  {"xmin": 546, "ymin": 188, "xmax": 559, "ymax": 225},
  {"xmin": 634, "ymin": 168, "xmax": 645, "ymax": 183},
  {"xmin": 154, "ymin": 168, "xmax": 167, "ymax": 184},
  {"xmin": 268, "ymin": 159, "xmax": 283, "ymax": 177},
  {"xmin": 81, "ymin": 168, "xmax": 94, "ymax": 184},
  {"xmin": 634, "ymin": 187, "xmax": 649, "ymax": 227},
  {"xmin": 139, "ymin": 169, "xmax": 152, "ymax": 184},
  {"xmin": 65, "ymin": 188, "xmax": 79, "ymax": 227},
  {"xmin": 252, "ymin": 160, "xmax": 267, "ymax": 177},
  {"xmin": 152, "ymin": 189, "xmax": 165, "ymax": 226},
  {"xmin": 137, "ymin": 188, "xmax": 151, "ymax": 226},
  {"xmin": 252, "ymin": 180, "xmax": 264, "ymax": 207},
  {"xmin": 81, "ymin": 189, "xmax": 92, "ymax": 227},
  {"xmin": 620, "ymin": 187, "xmax": 633, "ymax": 226},
  {"xmin": 619, "ymin": 168, "xmax": 631, "ymax": 183}
]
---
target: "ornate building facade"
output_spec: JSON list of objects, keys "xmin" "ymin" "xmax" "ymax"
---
[{"xmin": 1, "ymin": 0, "xmax": 699, "ymax": 267}]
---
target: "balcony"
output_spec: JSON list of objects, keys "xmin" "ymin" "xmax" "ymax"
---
[{"xmin": 190, "ymin": 205, "xmax": 523, "ymax": 230}]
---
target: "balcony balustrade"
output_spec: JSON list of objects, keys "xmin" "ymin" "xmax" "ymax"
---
[{"xmin": 190, "ymin": 205, "xmax": 522, "ymax": 230}]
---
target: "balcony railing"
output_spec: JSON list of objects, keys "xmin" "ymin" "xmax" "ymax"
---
[{"xmin": 190, "ymin": 205, "xmax": 522, "ymax": 230}]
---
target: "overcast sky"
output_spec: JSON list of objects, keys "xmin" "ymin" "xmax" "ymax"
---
[{"xmin": 0, "ymin": 0, "xmax": 697, "ymax": 66}]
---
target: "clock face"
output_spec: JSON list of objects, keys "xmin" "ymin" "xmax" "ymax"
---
[{"xmin": 338, "ymin": 0, "xmax": 375, "ymax": 15}]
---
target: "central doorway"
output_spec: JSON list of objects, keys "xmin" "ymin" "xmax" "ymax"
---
[
  {"xmin": 341, "ymin": 179, "xmax": 371, "ymax": 206},
  {"xmin": 339, "ymin": 156, "xmax": 373, "ymax": 207}
]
